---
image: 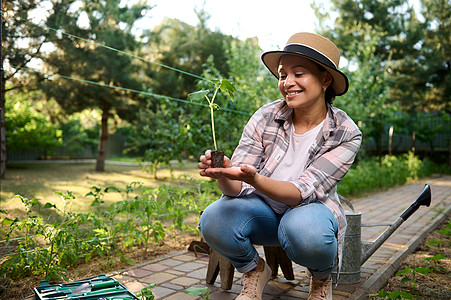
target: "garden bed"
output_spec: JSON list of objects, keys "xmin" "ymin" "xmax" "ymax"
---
[{"xmin": 371, "ymin": 214, "xmax": 450, "ymax": 299}]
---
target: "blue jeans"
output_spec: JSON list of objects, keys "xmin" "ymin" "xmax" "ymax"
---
[{"xmin": 199, "ymin": 193, "xmax": 338, "ymax": 279}]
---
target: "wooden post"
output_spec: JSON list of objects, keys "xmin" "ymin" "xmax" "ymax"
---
[{"xmin": 388, "ymin": 125, "xmax": 394, "ymax": 155}]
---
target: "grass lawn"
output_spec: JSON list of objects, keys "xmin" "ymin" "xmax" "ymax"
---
[{"xmin": 0, "ymin": 160, "xmax": 203, "ymax": 219}]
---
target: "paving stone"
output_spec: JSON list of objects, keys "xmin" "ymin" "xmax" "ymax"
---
[
  {"xmin": 143, "ymin": 263, "xmax": 169, "ymax": 272},
  {"xmin": 161, "ymin": 282, "xmax": 185, "ymax": 291},
  {"xmin": 186, "ymin": 268, "xmax": 208, "ymax": 280},
  {"xmin": 170, "ymin": 276, "xmax": 201, "ymax": 287},
  {"xmin": 173, "ymin": 262, "xmax": 205, "ymax": 272},
  {"xmin": 159, "ymin": 259, "xmax": 184, "ymax": 267},
  {"xmin": 165, "ymin": 269, "xmax": 186, "ymax": 276},
  {"xmin": 141, "ymin": 272, "xmax": 178, "ymax": 285},
  {"xmin": 263, "ymin": 280, "xmax": 292, "ymax": 295},
  {"xmin": 164, "ymin": 291, "xmax": 198, "ymax": 299},
  {"xmin": 111, "ymin": 273, "xmax": 134, "ymax": 283},
  {"xmin": 173, "ymin": 254, "xmax": 197, "ymax": 262},
  {"xmin": 124, "ymin": 280, "xmax": 147, "ymax": 293},
  {"xmin": 123, "ymin": 268, "xmax": 153, "ymax": 278},
  {"xmin": 152, "ymin": 286, "xmax": 177, "ymax": 299},
  {"xmin": 283, "ymin": 288, "xmax": 309, "ymax": 298},
  {"xmin": 209, "ymin": 290, "xmax": 238, "ymax": 300}
]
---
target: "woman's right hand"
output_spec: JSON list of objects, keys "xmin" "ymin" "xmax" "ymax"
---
[
  {"xmin": 198, "ymin": 150, "xmax": 242, "ymax": 196},
  {"xmin": 198, "ymin": 150, "xmax": 232, "ymax": 172}
]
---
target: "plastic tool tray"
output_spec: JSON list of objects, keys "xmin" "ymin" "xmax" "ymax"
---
[{"xmin": 34, "ymin": 274, "xmax": 139, "ymax": 300}]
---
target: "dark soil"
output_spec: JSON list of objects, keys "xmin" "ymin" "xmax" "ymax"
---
[{"xmin": 371, "ymin": 214, "xmax": 450, "ymax": 299}]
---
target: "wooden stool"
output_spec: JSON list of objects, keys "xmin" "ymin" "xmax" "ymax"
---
[
  {"xmin": 205, "ymin": 246, "xmax": 294, "ymax": 290},
  {"xmin": 263, "ymin": 246, "xmax": 295, "ymax": 280}
]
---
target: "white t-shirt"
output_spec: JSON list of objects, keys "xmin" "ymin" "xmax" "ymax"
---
[{"xmin": 255, "ymin": 119, "xmax": 325, "ymax": 213}]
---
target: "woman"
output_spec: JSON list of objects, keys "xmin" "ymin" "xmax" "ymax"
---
[{"xmin": 198, "ymin": 32, "xmax": 362, "ymax": 300}]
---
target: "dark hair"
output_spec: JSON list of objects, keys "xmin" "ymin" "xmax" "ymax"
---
[{"xmin": 316, "ymin": 64, "xmax": 337, "ymax": 105}]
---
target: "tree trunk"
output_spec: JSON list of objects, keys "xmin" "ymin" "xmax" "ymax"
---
[
  {"xmin": 0, "ymin": 70, "xmax": 6, "ymax": 179},
  {"xmin": 449, "ymin": 132, "xmax": 451, "ymax": 166},
  {"xmin": 95, "ymin": 108, "xmax": 109, "ymax": 172}
]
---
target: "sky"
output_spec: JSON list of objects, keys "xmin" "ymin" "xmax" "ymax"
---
[{"xmin": 134, "ymin": 0, "xmax": 333, "ymax": 51}]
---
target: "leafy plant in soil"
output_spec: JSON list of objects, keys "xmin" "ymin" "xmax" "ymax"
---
[{"xmin": 188, "ymin": 79, "xmax": 237, "ymax": 167}]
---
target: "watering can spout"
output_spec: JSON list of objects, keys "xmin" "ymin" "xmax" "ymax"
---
[
  {"xmin": 400, "ymin": 184, "xmax": 431, "ymax": 221},
  {"xmin": 360, "ymin": 184, "xmax": 431, "ymax": 265}
]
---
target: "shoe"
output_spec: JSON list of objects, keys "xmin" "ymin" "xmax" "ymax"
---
[
  {"xmin": 236, "ymin": 259, "xmax": 271, "ymax": 300},
  {"xmin": 307, "ymin": 276, "xmax": 332, "ymax": 300}
]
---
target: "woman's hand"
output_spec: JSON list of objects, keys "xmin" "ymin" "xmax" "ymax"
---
[
  {"xmin": 198, "ymin": 149, "xmax": 232, "ymax": 172},
  {"xmin": 203, "ymin": 162, "xmax": 258, "ymax": 184},
  {"xmin": 198, "ymin": 150, "xmax": 251, "ymax": 197}
]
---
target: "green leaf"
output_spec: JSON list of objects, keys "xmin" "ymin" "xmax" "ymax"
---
[
  {"xmin": 426, "ymin": 240, "xmax": 444, "ymax": 247},
  {"xmin": 370, "ymin": 289, "xmax": 389, "ymax": 297},
  {"xmin": 44, "ymin": 202, "xmax": 57, "ymax": 209},
  {"xmin": 1, "ymin": 217, "xmax": 18, "ymax": 226},
  {"xmin": 414, "ymin": 266, "xmax": 432, "ymax": 274},
  {"xmin": 423, "ymin": 254, "xmax": 446, "ymax": 262},
  {"xmin": 437, "ymin": 228, "xmax": 451, "ymax": 235},
  {"xmin": 188, "ymin": 90, "xmax": 210, "ymax": 101},
  {"xmin": 105, "ymin": 186, "xmax": 121, "ymax": 193},
  {"xmin": 219, "ymin": 79, "xmax": 237, "ymax": 101},
  {"xmin": 211, "ymin": 103, "xmax": 220, "ymax": 110},
  {"xmin": 396, "ymin": 267, "xmax": 412, "ymax": 276},
  {"xmin": 185, "ymin": 287, "xmax": 209, "ymax": 296}
]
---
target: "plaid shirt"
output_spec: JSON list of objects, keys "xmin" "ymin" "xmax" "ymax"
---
[{"xmin": 230, "ymin": 99, "xmax": 362, "ymax": 269}]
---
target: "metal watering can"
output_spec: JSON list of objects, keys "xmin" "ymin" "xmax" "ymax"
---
[{"xmin": 333, "ymin": 184, "xmax": 431, "ymax": 284}]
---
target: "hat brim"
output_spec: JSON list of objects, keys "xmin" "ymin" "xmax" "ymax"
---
[{"xmin": 262, "ymin": 48, "xmax": 349, "ymax": 96}]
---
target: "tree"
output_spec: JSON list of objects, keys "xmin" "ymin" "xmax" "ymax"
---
[
  {"xmin": 141, "ymin": 8, "xmax": 233, "ymax": 101},
  {"xmin": 313, "ymin": 0, "xmax": 450, "ymax": 161},
  {"xmin": 1, "ymin": 0, "xmax": 48, "ymax": 178},
  {"xmin": 39, "ymin": 0, "xmax": 152, "ymax": 171}
]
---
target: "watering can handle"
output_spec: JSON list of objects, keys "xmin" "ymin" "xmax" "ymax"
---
[{"xmin": 400, "ymin": 184, "xmax": 431, "ymax": 221}]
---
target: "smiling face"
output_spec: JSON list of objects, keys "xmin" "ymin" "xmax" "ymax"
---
[{"xmin": 277, "ymin": 55, "xmax": 332, "ymax": 110}]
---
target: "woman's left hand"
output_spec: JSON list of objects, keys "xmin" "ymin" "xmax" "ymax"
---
[{"xmin": 202, "ymin": 164, "xmax": 258, "ymax": 183}]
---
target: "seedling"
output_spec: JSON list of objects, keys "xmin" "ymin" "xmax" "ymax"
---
[
  {"xmin": 188, "ymin": 79, "xmax": 237, "ymax": 167},
  {"xmin": 396, "ymin": 266, "xmax": 431, "ymax": 289},
  {"xmin": 137, "ymin": 284, "xmax": 156, "ymax": 300},
  {"xmin": 370, "ymin": 289, "xmax": 420, "ymax": 299}
]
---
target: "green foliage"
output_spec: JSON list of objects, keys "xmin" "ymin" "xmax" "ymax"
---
[
  {"xmin": 370, "ymin": 289, "xmax": 420, "ymax": 299},
  {"xmin": 38, "ymin": 0, "xmax": 153, "ymax": 171},
  {"xmin": 396, "ymin": 266, "xmax": 432, "ymax": 289},
  {"xmin": 437, "ymin": 220, "xmax": 451, "ymax": 236},
  {"xmin": 338, "ymin": 153, "xmax": 440, "ymax": 197},
  {"xmin": 129, "ymin": 37, "xmax": 276, "ymax": 170},
  {"xmin": 185, "ymin": 286, "xmax": 210, "ymax": 299},
  {"xmin": 188, "ymin": 78, "xmax": 237, "ymax": 150},
  {"xmin": 58, "ymin": 111, "xmax": 100, "ymax": 157},
  {"xmin": 0, "ymin": 178, "xmax": 221, "ymax": 280},
  {"xmin": 314, "ymin": 0, "xmax": 450, "ymax": 113},
  {"xmin": 5, "ymin": 91, "xmax": 63, "ymax": 153},
  {"xmin": 422, "ymin": 254, "xmax": 446, "ymax": 272},
  {"xmin": 136, "ymin": 284, "xmax": 156, "ymax": 300},
  {"xmin": 0, "ymin": 193, "xmax": 86, "ymax": 280}
]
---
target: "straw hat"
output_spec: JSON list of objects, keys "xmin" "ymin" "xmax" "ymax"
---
[{"xmin": 261, "ymin": 32, "xmax": 349, "ymax": 96}]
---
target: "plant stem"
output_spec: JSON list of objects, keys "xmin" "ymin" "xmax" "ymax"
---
[
  {"xmin": 210, "ymin": 104, "xmax": 217, "ymax": 150},
  {"xmin": 207, "ymin": 86, "xmax": 220, "ymax": 151}
]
